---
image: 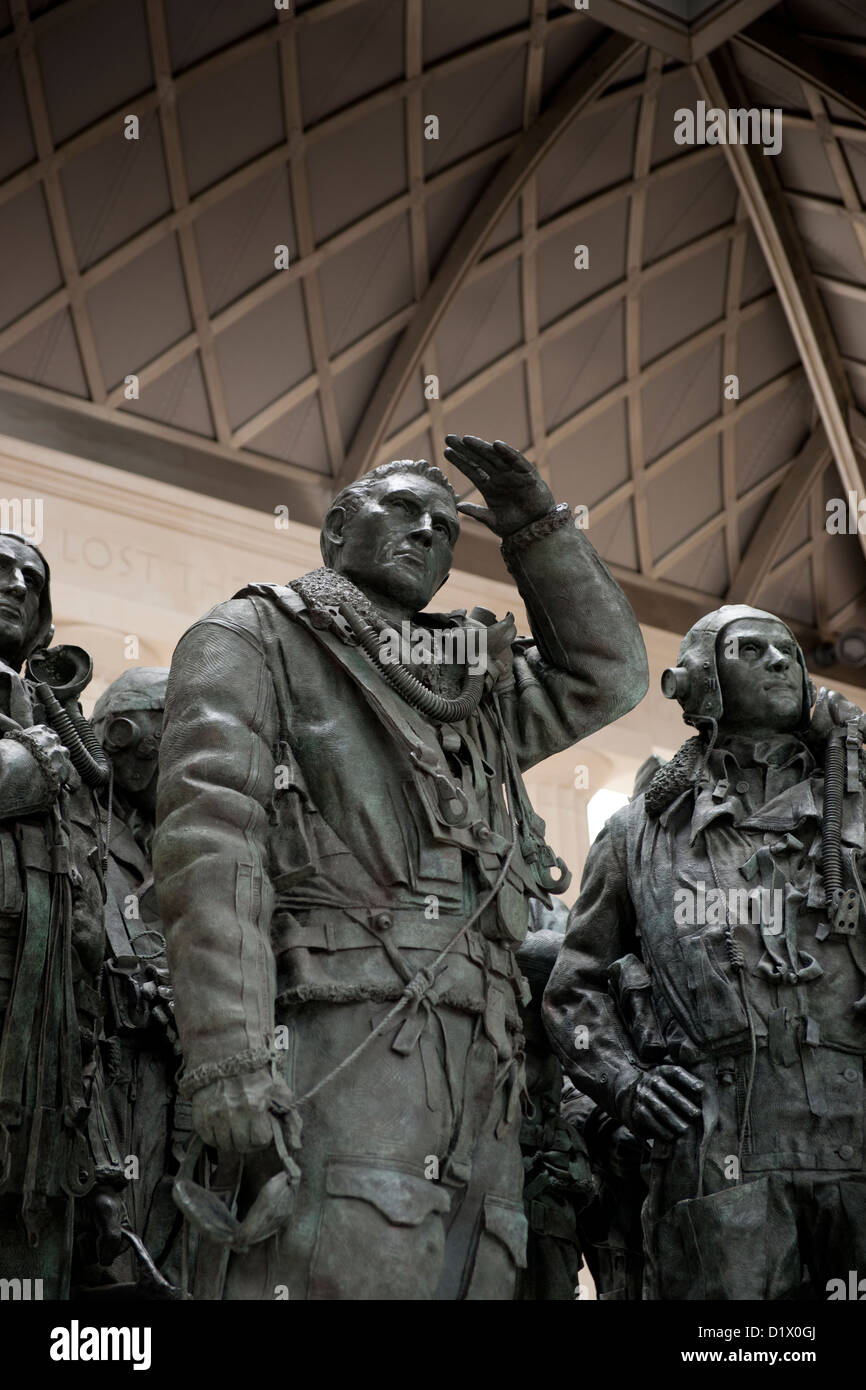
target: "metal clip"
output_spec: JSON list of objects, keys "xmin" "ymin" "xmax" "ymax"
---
[
  {"xmin": 433, "ymin": 773, "xmax": 470, "ymax": 826},
  {"xmin": 409, "ymin": 745, "xmax": 440, "ymax": 774},
  {"xmin": 534, "ymin": 842, "xmax": 572, "ymax": 894},
  {"xmin": 845, "ymin": 718, "xmax": 861, "ymax": 794}
]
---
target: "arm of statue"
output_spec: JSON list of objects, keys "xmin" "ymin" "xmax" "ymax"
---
[
  {"xmin": 542, "ymin": 812, "xmax": 702, "ymax": 1143},
  {"xmin": 0, "ymin": 725, "xmax": 79, "ymax": 816},
  {"xmin": 153, "ymin": 606, "xmax": 294, "ymax": 1155},
  {"xmin": 443, "ymin": 435, "xmax": 649, "ymax": 769}
]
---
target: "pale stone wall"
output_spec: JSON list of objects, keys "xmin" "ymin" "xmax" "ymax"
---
[{"xmin": 1, "ymin": 431, "xmax": 860, "ymax": 905}]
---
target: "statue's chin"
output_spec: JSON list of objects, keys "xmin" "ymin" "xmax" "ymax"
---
[
  {"xmin": 342, "ymin": 567, "xmax": 433, "ymax": 615},
  {"xmin": 721, "ymin": 707, "xmax": 801, "ymax": 736}
]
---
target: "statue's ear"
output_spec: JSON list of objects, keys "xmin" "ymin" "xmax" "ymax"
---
[{"xmin": 323, "ymin": 506, "xmax": 347, "ymax": 552}]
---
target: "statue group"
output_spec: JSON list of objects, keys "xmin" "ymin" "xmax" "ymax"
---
[{"xmin": 0, "ymin": 434, "xmax": 863, "ymax": 1301}]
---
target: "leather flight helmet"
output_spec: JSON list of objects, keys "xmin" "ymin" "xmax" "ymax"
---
[{"xmin": 661, "ymin": 604, "xmax": 815, "ymax": 731}]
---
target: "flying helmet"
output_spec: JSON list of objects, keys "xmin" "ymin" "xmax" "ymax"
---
[
  {"xmin": 661, "ymin": 604, "xmax": 815, "ymax": 731},
  {"xmin": 91, "ymin": 667, "xmax": 169, "ymax": 730}
]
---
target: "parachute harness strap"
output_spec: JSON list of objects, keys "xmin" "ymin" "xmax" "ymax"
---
[{"xmin": 294, "ymin": 699, "xmax": 518, "ymax": 1109}]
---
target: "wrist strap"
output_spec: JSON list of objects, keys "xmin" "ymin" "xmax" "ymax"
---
[
  {"xmin": 178, "ymin": 1046, "xmax": 273, "ymax": 1099},
  {"xmin": 501, "ymin": 503, "xmax": 572, "ymax": 571}
]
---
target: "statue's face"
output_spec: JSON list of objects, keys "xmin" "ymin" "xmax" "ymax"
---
[
  {"xmin": 717, "ymin": 618, "xmax": 804, "ymax": 735},
  {"xmin": 105, "ymin": 708, "xmax": 163, "ymax": 819},
  {"xmin": 332, "ymin": 472, "xmax": 459, "ymax": 611},
  {"xmin": 0, "ymin": 536, "xmax": 45, "ymax": 668}
]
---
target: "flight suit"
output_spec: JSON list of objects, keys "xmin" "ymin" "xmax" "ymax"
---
[
  {"xmin": 545, "ymin": 732, "xmax": 866, "ymax": 1300},
  {"xmin": 0, "ymin": 658, "xmax": 110, "ymax": 1298},
  {"xmin": 154, "ymin": 513, "xmax": 647, "ymax": 1299}
]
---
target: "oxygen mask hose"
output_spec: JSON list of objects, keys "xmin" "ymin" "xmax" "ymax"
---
[
  {"xmin": 34, "ymin": 682, "xmax": 110, "ymax": 790},
  {"xmin": 26, "ymin": 645, "xmax": 110, "ymax": 789},
  {"xmin": 337, "ymin": 600, "xmax": 486, "ymax": 724},
  {"xmin": 822, "ymin": 727, "xmax": 845, "ymax": 915}
]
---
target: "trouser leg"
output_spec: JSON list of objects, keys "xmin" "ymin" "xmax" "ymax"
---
[
  {"xmin": 0, "ymin": 986, "xmax": 74, "ymax": 1299},
  {"xmin": 215, "ymin": 998, "xmax": 526, "ymax": 1300},
  {"xmin": 221, "ymin": 1000, "xmax": 464, "ymax": 1300},
  {"xmin": 642, "ymin": 1076, "xmax": 802, "ymax": 1301},
  {"xmin": 435, "ymin": 1020, "xmax": 527, "ymax": 1301}
]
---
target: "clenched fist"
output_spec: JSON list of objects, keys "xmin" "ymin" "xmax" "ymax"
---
[
  {"xmin": 619, "ymin": 1064, "xmax": 704, "ymax": 1142},
  {"xmin": 192, "ymin": 1067, "xmax": 298, "ymax": 1156}
]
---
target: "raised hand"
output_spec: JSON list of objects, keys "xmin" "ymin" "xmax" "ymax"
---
[{"xmin": 443, "ymin": 434, "xmax": 555, "ymax": 538}]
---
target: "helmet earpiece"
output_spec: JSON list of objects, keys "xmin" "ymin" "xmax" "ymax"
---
[{"xmin": 661, "ymin": 666, "xmax": 689, "ymax": 701}]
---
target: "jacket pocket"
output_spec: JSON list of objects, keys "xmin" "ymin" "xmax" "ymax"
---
[
  {"xmin": 308, "ymin": 1158, "xmax": 451, "ymax": 1300},
  {"xmin": 464, "ymin": 1194, "xmax": 528, "ymax": 1300},
  {"xmin": 679, "ymin": 933, "xmax": 748, "ymax": 1041},
  {"xmin": 652, "ymin": 1177, "xmax": 792, "ymax": 1299}
]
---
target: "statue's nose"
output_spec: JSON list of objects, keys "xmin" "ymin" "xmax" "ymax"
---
[
  {"xmin": 409, "ymin": 514, "xmax": 434, "ymax": 545},
  {"xmin": 0, "ymin": 568, "xmax": 26, "ymax": 598},
  {"xmin": 766, "ymin": 645, "xmax": 789, "ymax": 670}
]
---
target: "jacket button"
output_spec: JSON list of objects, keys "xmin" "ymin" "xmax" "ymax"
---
[
  {"xmin": 839, "ymin": 1144, "xmax": 855, "ymax": 1161},
  {"xmin": 472, "ymin": 822, "xmax": 494, "ymax": 845},
  {"xmin": 843, "ymin": 1067, "xmax": 859, "ymax": 1082},
  {"xmin": 372, "ymin": 912, "xmax": 392, "ymax": 931},
  {"xmin": 736, "ymin": 781, "xmax": 749, "ymax": 794}
]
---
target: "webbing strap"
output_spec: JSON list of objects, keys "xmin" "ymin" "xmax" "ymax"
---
[{"xmin": 0, "ymin": 867, "xmax": 52, "ymax": 1128}]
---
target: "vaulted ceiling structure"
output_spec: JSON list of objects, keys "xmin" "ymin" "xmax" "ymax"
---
[{"xmin": 2, "ymin": 0, "xmax": 866, "ymax": 683}]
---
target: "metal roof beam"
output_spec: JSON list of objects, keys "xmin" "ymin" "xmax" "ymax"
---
[
  {"xmin": 737, "ymin": 17, "xmax": 866, "ymax": 126},
  {"xmin": 335, "ymin": 29, "xmax": 642, "ymax": 489},
  {"xmin": 688, "ymin": 0, "xmax": 780, "ymax": 61},
  {"xmin": 569, "ymin": 1, "xmax": 690, "ymax": 62},
  {"xmin": 566, "ymin": 0, "xmax": 779, "ymax": 63},
  {"xmin": 726, "ymin": 422, "xmax": 830, "ymax": 604},
  {"xmin": 695, "ymin": 45, "xmax": 866, "ymax": 565}
]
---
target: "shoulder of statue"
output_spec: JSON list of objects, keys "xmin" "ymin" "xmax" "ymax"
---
[
  {"xmin": 173, "ymin": 595, "xmax": 272, "ymax": 658},
  {"xmin": 230, "ymin": 581, "xmax": 298, "ymax": 606}
]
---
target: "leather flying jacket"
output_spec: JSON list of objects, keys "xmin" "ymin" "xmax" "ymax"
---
[
  {"xmin": 153, "ymin": 514, "xmax": 649, "ymax": 1077},
  {"xmin": 544, "ymin": 732, "xmax": 866, "ymax": 1129}
]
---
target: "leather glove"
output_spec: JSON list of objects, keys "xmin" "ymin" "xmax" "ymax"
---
[
  {"xmin": 192, "ymin": 1066, "xmax": 298, "ymax": 1156},
  {"xmin": 618, "ymin": 1064, "xmax": 703, "ymax": 1142}
]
